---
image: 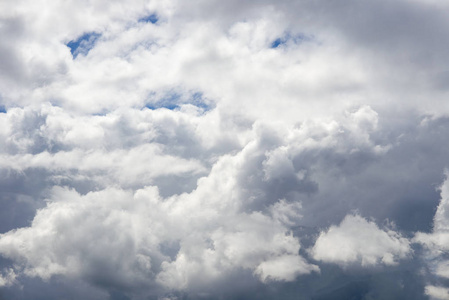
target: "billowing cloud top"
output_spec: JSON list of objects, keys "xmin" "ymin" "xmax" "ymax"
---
[{"xmin": 1, "ymin": 0, "xmax": 449, "ymax": 299}]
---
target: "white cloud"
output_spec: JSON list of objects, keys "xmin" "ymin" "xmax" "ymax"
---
[
  {"xmin": 310, "ymin": 214, "xmax": 411, "ymax": 267},
  {"xmin": 425, "ymin": 285, "xmax": 449, "ymax": 300},
  {"xmin": 156, "ymin": 212, "xmax": 318, "ymax": 290},
  {"xmin": 0, "ymin": 145, "xmax": 206, "ymax": 187},
  {"xmin": 414, "ymin": 173, "xmax": 449, "ymax": 293},
  {"xmin": 2, "ymin": 0, "xmax": 449, "ymax": 298},
  {"xmin": 414, "ymin": 172, "xmax": 449, "ymax": 251},
  {"xmin": 432, "ymin": 172, "xmax": 449, "ymax": 232},
  {"xmin": 0, "ymin": 135, "xmax": 321, "ymax": 293},
  {"xmin": 0, "ymin": 268, "xmax": 17, "ymax": 287},
  {"xmin": 254, "ymin": 255, "xmax": 319, "ymax": 283},
  {"xmin": 0, "ymin": 100, "xmax": 398, "ymax": 297}
]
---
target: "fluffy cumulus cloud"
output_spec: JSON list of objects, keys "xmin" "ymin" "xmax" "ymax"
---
[
  {"xmin": 311, "ymin": 214, "xmax": 411, "ymax": 267},
  {"xmin": 1, "ymin": 0, "xmax": 449, "ymax": 299}
]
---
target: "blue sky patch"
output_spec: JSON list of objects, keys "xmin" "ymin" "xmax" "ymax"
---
[
  {"xmin": 145, "ymin": 103, "xmax": 179, "ymax": 110},
  {"xmin": 144, "ymin": 91, "xmax": 214, "ymax": 112},
  {"xmin": 66, "ymin": 32, "xmax": 101, "ymax": 58},
  {"xmin": 270, "ymin": 33, "xmax": 309, "ymax": 48},
  {"xmin": 190, "ymin": 92, "xmax": 212, "ymax": 111},
  {"xmin": 146, "ymin": 92, "xmax": 181, "ymax": 110},
  {"xmin": 271, "ymin": 38, "xmax": 284, "ymax": 48},
  {"xmin": 138, "ymin": 14, "xmax": 159, "ymax": 24},
  {"xmin": 0, "ymin": 105, "xmax": 6, "ymax": 113}
]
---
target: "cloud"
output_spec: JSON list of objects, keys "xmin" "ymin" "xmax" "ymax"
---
[
  {"xmin": 310, "ymin": 214, "xmax": 412, "ymax": 267},
  {"xmin": 254, "ymin": 255, "xmax": 318, "ymax": 282},
  {"xmin": 2, "ymin": 0, "xmax": 449, "ymax": 299},
  {"xmin": 0, "ymin": 268, "xmax": 17, "ymax": 287},
  {"xmin": 425, "ymin": 285, "xmax": 449, "ymax": 300},
  {"xmin": 414, "ymin": 172, "xmax": 449, "ymax": 295},
  {"xmin": 0, "ymin": 99, "xmax": 444, "ymax": 298},
  {"xmin": 0, "ymin": 136, "xmax": 321, "ymax": 295}
]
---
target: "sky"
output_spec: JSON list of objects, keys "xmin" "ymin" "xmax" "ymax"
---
[{"xmin": 0, "ymin": 0, "xmax": 449, "ymax": 299}]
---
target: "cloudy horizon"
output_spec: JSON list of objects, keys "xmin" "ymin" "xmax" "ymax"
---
[{"xmin": 1, "ymin": 0, "xmax": 449, "ymax": 299}]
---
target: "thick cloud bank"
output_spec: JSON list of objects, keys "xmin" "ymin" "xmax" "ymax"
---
[{"xmin": 1, "ymin": 0, "xmax": 449, "ymax": 299}]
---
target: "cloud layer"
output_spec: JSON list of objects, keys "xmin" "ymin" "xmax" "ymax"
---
[{"xmin": 1, "ymin": 0, "xmax": 449, "ymax": 299}]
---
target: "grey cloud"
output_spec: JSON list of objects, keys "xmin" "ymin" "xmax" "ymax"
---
[{"xmin": 0, "ymin": 16, "xmax": 28, "ymax": 85}]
